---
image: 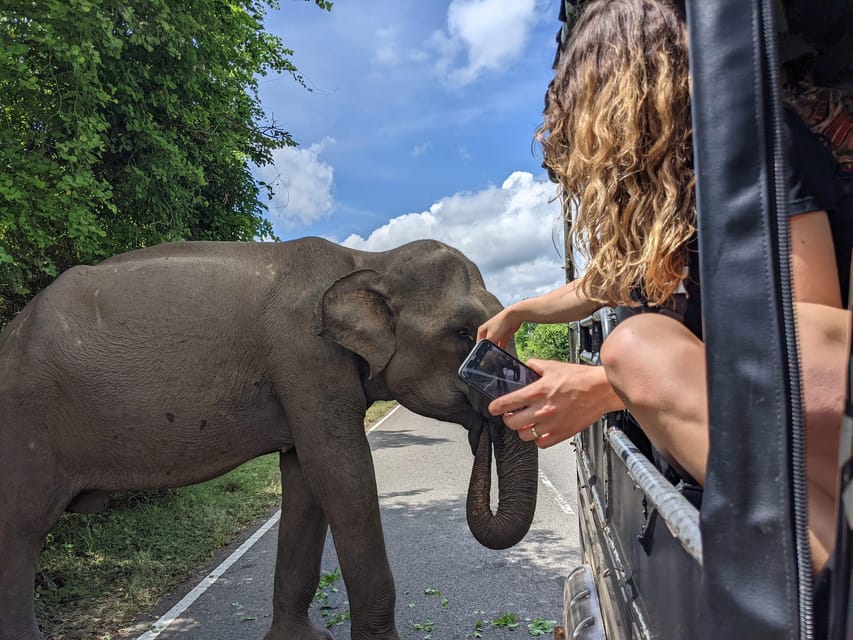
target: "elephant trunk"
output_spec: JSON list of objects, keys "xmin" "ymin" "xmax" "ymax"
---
[{"xmin": 466, "ymin": 421, "xmax": 538, "ymax": 550}]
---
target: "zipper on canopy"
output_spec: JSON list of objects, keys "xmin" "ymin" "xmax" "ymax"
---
[{"xmin": 760, "ymin": 1, "xmax": 813, "ymax": 636}]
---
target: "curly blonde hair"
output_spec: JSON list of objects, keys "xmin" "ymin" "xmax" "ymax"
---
[{"xmin": 538, "ymin": 0, "xmax": 695, "ymax": 307}]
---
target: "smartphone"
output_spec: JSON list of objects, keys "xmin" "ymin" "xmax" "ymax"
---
[{"xmin": 458, "ymin": 339, "xmax": 540, "ymax": 400}]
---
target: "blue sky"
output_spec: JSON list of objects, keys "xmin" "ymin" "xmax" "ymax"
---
[{"xmin": 254, "ymin": 0, "xmax": 567, "ymax": 305}]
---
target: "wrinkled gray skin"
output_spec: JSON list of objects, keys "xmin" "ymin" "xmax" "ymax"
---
[{"xmin": 0, "ymin": 238, "xmax": 538, "ymax": 640}]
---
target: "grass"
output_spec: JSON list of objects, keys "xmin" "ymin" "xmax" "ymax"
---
[
  {"xmin": 34, "ymin": 401, "xmax": 398, "ymax": 640},
  {"xmin": 365, "ymin": 399, "xmax": 397, "ymax": 428}
]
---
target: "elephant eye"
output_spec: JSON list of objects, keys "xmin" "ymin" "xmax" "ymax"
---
[{"xmin": 457, "ymin": 327, "xmax": 476, "ymax": 346}]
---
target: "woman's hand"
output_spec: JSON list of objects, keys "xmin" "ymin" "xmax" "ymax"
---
[
  {"xmin": 477, "ymin": 307, "xmax": 521, "ymax": 349},
  {"xmin": 488, "ymin": 359, "xmax": 625, "ymax": 448}
]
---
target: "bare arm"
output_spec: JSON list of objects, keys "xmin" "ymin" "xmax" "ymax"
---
[
  {"xmin": 790, "ymin": 211, "xmax": 842, "ymax": 308},
  {"xmin": 488, "ymin": 358, "xmax": 625, "ymax": 448},
  {"xmin": 789, "ymin": 210, "xmax": 848, "ymax": 568},
  {"xmin": 478, "ymin": 279, "xmax": 600, "ymax": 348}
]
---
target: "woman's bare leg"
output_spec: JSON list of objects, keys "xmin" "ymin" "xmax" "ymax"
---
[
  {"xmin": 601, "ymin": 305, "xmax": 851, "ymax": 571},
  {"xmin": 599, "ymin": 313, "xmax": 709, "ymax": 483},
  {"xmin": 796, "ymin": 302, "xmax": 851, "ymax": 569}
]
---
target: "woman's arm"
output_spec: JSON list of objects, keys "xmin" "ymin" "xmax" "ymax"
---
[
  {"xmin": 488, "ymin": 357, "xmax": 625, "ymax": 448},
  {"xmin": 790, "ymin": 211, "xmax": 842, "ymax": 308},
  {"xmin": 789, "ymin": 209, "xmax": 849, "ymax": 570},
  {"xmin": 478, "ymin": 279, "xmax": 600, "ymax": 348}
]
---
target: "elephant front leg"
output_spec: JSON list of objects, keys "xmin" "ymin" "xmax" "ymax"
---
[
  {"xmin": 265, "ymin": 450, "xmax": 333, "ymax": 640},
  {"xmin": 293, "ymin": 429, "xmax": 400, "ymax": 640}
]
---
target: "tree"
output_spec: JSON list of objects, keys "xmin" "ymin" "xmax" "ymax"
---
[
  {"xmin": 514, "ymin": 321, "xmax": 536, "ymax": 361},
  {"xmin": 515, "ymin": 321, "xmax": 570, "ymax": 362},
  {"xmin": 0, "ymin": 0, "xmax": 332, "ymax": 326}
]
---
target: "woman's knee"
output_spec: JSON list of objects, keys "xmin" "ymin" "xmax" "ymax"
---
[
  {"xmin": 600, "ymin": 313, "xmax": 701, "ymax": 406},
  {"xmin": 600, "ymin": 320, "xmax": 642, "ymax": 380}
]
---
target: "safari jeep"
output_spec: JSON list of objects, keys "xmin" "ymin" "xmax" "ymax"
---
[{"xmin": 553, "ymin": 1, "xmax": 853, "ymax": 639}]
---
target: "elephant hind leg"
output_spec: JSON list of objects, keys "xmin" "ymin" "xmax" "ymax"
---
[
  {"xmin": 0, "ymin": 439, "xmax": 74, "ymax": 640},
  {"xmin": 264, "ymin": 450, "xmax": 333, "ymax": 640},
  {"xmin": 0, "ymin": 526, "xmax": 44, "ymax": 640},
  {"xmin": 0, "ymin": 494, "xmax": 69, "ymax": 640}
]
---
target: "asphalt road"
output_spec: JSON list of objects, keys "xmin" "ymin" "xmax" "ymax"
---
[{"xmin": 128, "ymin": 406, "xmax": 581, "ymax": 640}]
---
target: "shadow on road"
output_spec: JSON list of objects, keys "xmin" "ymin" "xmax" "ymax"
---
[
  {"xmin": 311, "ymin": 488, "xmax": 578, "ymax": 639},
  {"xmin": 368, "ymin": 428, "xmax": 454, "ymax": 450}
]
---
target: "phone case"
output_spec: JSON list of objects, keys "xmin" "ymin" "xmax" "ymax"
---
[{"xmin": 457, "ymin": 339, "xmax": 540, "ymax": 399}]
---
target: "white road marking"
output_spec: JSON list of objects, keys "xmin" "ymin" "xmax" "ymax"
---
[
  {"xmin": 135, "ymin": 509, "xmax": 281, "ymax": 639},
  {"xmin": 539, "ymin": 469, "xmax": 575, "ymax": 515},
  {"xmin": 367, "ymin": 403, "xmax": 401, "ymax": 433},
  {"xmin": 136, "ymin": 403, "xmax": 401, "ymax": 638}
]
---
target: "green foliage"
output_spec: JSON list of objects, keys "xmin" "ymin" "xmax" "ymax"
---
[
  {"xmin": 314, "ymin": 567, "xmax": 351, "ymax": 627},
  {"xmin": 316, "ymin": 567, "xmax": 342, "ymax": 593},
  {"xmin": 313, "ymin": 567, "xmax": 341, "ymax": 606},
  {"xmin": 410, "ymin": 618, "xmax": 437, "ymax": 634},
  {"xmin": 0, "ymin": 0, "xmax": 331, "ymax": 325},
  {"xmin": 491, "ymin": 611, "xmax": 520, "ymax": 628},
  {"xmin": 527, "ymin": 617, "xmax": 558, "ymax": 636},
  {"xmin": 514, "ymin": 321, "xmax": 534, "ymax": 359},
  {"xmin": 515, "ymin": 321, "xmax": 570, "ymax": 362},
  {"xmin": 325, "ymin": 610, "xmax": 351, "ymax": 628}
]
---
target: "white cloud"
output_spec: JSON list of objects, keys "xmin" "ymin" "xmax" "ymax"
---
[
  {"xmin": 428, "ymin": 0, "xmax": 541, "ymax": 86},
  {"xmin": 374, "ymin": 26, "xmax": 400, "ymax": 66},
  {"xmin": 256, "ymin": 137, "xmax": 336, "ymax": 226},
  {"xmin": 341, "ymin": 171, "xmax": 565, "ymax": 306},
  {"xmin": 411, "ymin": 141, "xmax": 432, "ymax": 157}
]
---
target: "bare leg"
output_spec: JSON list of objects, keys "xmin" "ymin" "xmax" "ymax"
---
[
  {"xmin": 601, "ymin": 305, "xmax": 851, "ymax": 572},
  {"xmin": 600, "ymin": 313, "xmax": 710, "ymax": 483},
  {"xmin": 796, "ymin": 303, "xmax": 851, "ymax": 570},
  {"xmin": 265, "ymin": 450, "xmax": 332, "ymax": 640}
]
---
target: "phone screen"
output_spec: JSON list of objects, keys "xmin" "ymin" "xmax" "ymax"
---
[{"xmin": 458, "ymin": 339, "xmax": 540, "ymax": 400}]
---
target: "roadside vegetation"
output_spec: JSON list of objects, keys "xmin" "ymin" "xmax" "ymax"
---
[
  {"xmin": 35, "ymin": 401, "xmax": 395, "ymax": 640},
  {"xmin": 515, "ymin": 321, "xmax": 570, "ymax": 362},
  {"xmin": 0, "ymin": 0, "xmax": 332, "ymax": 327}
]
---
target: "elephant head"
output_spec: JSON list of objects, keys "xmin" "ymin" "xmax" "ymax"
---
[{"xmin": 313, "ymin": 239, "xmax": 538, "ymax": 549}]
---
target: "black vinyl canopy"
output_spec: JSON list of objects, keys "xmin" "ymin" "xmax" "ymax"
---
[{"xmin": 687, "ymin": 1, "xmax": 809, "ymax": 638}]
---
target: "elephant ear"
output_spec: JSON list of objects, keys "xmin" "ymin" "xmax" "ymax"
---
[{"xmin": 311, "ymin": 269, "xmax": 396, "ymax": 380}]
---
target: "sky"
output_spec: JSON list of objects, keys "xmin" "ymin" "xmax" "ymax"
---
[{"xmin": 254, "ymin": 0, "xmax": 567, "ymax": 306}]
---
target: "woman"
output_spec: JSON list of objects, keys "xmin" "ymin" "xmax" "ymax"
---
[{"xmin": 478, "ymin": 0, "xmax": 851, "ymax": 572}]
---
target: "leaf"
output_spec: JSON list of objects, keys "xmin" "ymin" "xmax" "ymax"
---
[
  {"xmin": 410, "ymin": 619, "xmax": 437, "ymax": 632},
  {"xmin": 324, "ymin": 610, "xmax": 351, "ymax": 628},
  {"xmin": 492, "ymin": 612, "xmax": 520, "ymax": 628},
  {"xmin": 527, "ymin": 617, "xmax": 558, "ymax": 636}
]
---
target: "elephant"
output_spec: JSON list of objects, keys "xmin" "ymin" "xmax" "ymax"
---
[{"xmin": 0, "ymin": 237, "xmax": 538, "ymax": 640}]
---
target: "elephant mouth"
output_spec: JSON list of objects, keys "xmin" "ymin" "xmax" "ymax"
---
[
  {"xmin": 453, "ymin": 388, "xmax": 502, "ymax": 455},
  {"xmin": 466, "ymin": 414, "xmax": 505, "ymax": 456}
]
